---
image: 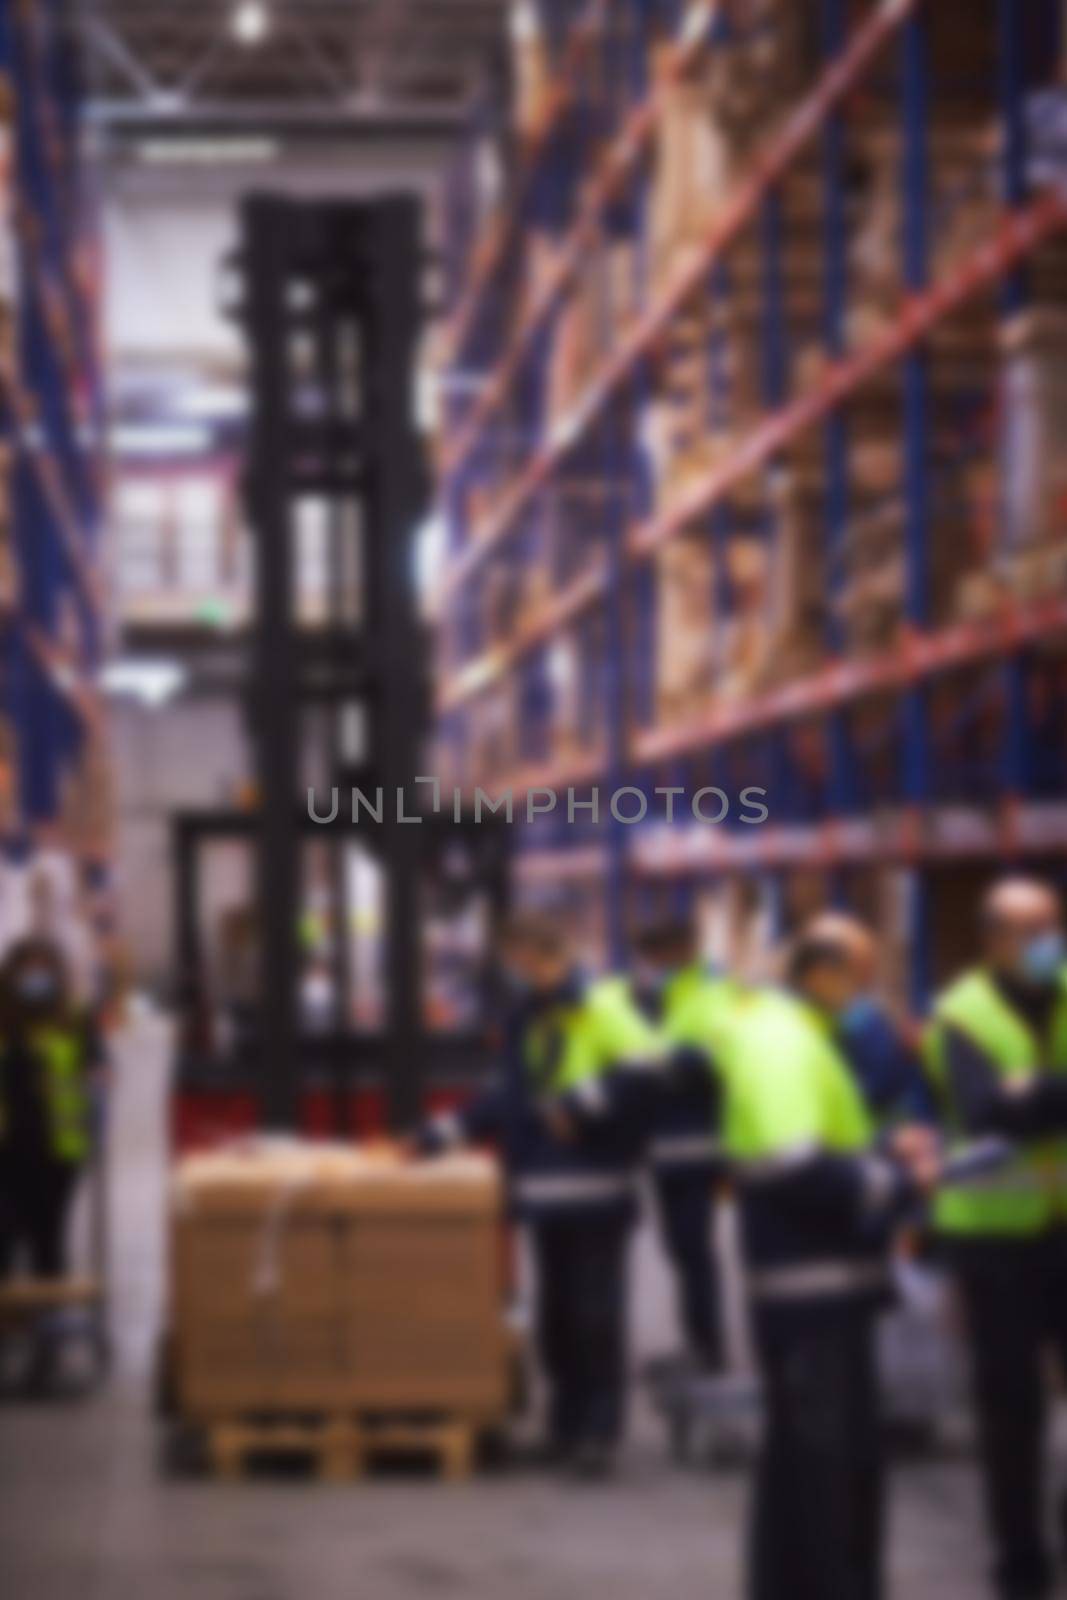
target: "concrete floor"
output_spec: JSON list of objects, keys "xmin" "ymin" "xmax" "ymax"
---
[{"xmin": 0, "ymin": 1009, "xmax": 1014, "ymax": 1599}]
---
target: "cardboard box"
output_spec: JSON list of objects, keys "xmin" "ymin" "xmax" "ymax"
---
[
  {"xmin": 999, "ymin": 308, "xmax": 1067, "ymax": 556},
  {"xmin": 654, "ymin": 535, "xmax": 717, "ymax": 720},
  {"xmin": 170, "ymin": 1142, "xmax": 510, "ymax": 1421}
]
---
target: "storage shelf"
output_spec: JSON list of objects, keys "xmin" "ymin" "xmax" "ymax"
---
[
  {"xmin": 438, "ymin": 0, "xmax": 608, "ymax": 371},
  {"xmin": 437, "ymin": 193, "xmax": 1067, "ymax": 715},
  {"xmin": 434, "ymin": 0, "xmax": 1067, "ymax": 1000},
  {"xmin": 0, "ymin": 358, "xmax": 102, "ymax": 620},
  {"xmin": 448, "ymin": 593, "xmax": 1067, "ymax": 787},
  {"xmin": 437, "ymin": 12, "xmax": 715, "ymax": 487},
  {"xmin": 23, "ymin": 620, "xmax": 102, "ymax": 728},
  {"xmin": 513, "ymin": 802, "xmax": 1067, "ymax": 881},
  {"xmin": 0, "ymin": 0, "xmax": 108, "ymax": 855},
  {"xmin": 433, "ymin": 0, "xmax": 916, "ymax": 601}
]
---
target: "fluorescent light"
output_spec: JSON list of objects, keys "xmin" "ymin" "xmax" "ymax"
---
[
  {"xmin": 111, "ymin": 422, "xmax": 213, "ymax": 457},
  {"xmin": 416, "ymin": 510, "xmax": 447, "ymax": 597},
  {"xmin": 101, "ymin": 658, "xmax": 188, "ymax": 709},
  {"xmin": 510, "ymin": 2, "xmax": 540, "ymax": 45},
  {"xmin": 174, "ymin": 385, "xmax": 249, "ymax": 422},
  {"xmin": 232, "ymin": 1, "xmax": 269, "ymax": 45},
  {"xmin": 136, "ymin": 136, "xmax": 280, "ymax": 165}
]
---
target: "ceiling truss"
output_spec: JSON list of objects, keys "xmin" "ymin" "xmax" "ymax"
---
[{"xmin": 80, "ymin": 0, "xmax": 511, "ymax": 139}]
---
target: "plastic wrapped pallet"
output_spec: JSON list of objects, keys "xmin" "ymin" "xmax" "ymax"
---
[
  {"xmin": 648, "ymin": 49, "xmax": 734, "ymax": 292},
  {"xmin": 654, "ymin": 535, "xmax": 717, "ymax": 721},
  {"xmin": 511, "ymin": 1, "xmax": 553, "ymax": 141},
  {"xmin": 999, "ymin": 308, "xmax": 1067, "ymax": 598},
  {"xmin": 849, "ymin": 122, "xmax": 1000, "ymax": 327},
  {"xmin": 170, "ymin": 1140, "xmax": 509, "ymax": 1421}
]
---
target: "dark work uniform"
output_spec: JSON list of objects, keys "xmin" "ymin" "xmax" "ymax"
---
[
  {"xmin": 931, "ymin": 971, "xmax": 1067, "ymax": 1600},
  {"xmin": 715, "ymin": 988, "xmax": 917, "ymax": 1600},
  {"xmin": 418, "ymin": 974, "xmax": 660, "ymax": 1456},
  {"xmin": 0, "ymin": 1020, "xmax": 98, "ymax": 1279},
  {"xmin": 840, "ymin": 1003, "xmax": 938, "ymax": 1128},
  {"xmin": 633, "ymin": 970, "xmax": 723, "ymax": 1368}
]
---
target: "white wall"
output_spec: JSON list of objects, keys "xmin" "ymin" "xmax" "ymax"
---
[
  {"xmin": 110, "ymin": 697, "xmax": 252, "ymax": 986},
  {"xmin": 105, "ymin": 197, "xmax": 242, "ymax": 364},
  {"xmin": 104, "ymin": 141, "xmax": 446, "ymax": 366}
]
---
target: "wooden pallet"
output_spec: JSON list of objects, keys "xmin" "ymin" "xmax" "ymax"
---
[
  {"xmin": 0, "ymin": 1276, "xmax": 102, "ymax": 1320},
  {"xmin": 205, "ymin": 1415, "xmax": 354, "ymax": 1482},
  {"xmin": 201, "ymin": 1412, "xmax": 479, "ymax": 1483},
  {"xmin": 351, "ymin": 1415, "xmax": 476, "ymax": 1481}
]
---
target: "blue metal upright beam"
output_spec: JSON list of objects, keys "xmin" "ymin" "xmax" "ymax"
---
[
  {"xmin": 997, "ymin": 0, "xmax": 1032, "ymax": 826},
  {"xmin": 820, "ymin": 0, "xmax": 854, "ymax": 906},
  {"xmin": 603, "ymin": 405, "xmax": 631, "ymax": 967},
  {"xmin": 900, "ymin": 9, "xmax": 932, "ymax": 1009}
]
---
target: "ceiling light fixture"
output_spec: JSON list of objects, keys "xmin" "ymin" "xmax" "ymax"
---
[{"xmin": 231, "ymin": 1, "xmax": 270, "ymax": 47}]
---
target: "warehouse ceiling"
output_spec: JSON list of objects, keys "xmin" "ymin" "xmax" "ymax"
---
[{"xmin": 83, "ymin": 0, "xmax": 509, "ymax": 143}]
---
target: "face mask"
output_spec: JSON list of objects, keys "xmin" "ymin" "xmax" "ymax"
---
[
  {"xmin": 633, "ymin": 962, "xmax": 671, "ymax": 997},
  {"xmin": 839, "ymin": 993, "xmax": 881, "ymax": 1032},
  {"xmin": 1018, "ymin": 931, "xmax": 1066, "ymax": 987},
  {"xmin": 15, "ymin": 969, "xmax": 58, "ymax": 1006},
  {"xmin": 499, "ymin": 964, "xmax": 532, "ymax": 999}
]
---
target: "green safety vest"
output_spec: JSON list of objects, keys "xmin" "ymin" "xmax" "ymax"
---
[
  {"xmin": 0, "ymin": 1024, "xmax": 91, "ymax": 1164},
  {"xmin": 926, "ymin": 967, "xmax": 1067, "ymax": 1237},
  {"xmin": 716, "ymin": 989, "xmax": 875, "ymax": 1164},
  {"xmin": 523, "ymin": 976, "xmax": 664, "ymax": 1095},
  {"xmin": 660, "ymin": 963, "xmax": 745, "ymax": 1057}
]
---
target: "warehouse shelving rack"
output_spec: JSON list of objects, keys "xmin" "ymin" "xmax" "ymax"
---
[
  {"xmin": 0, "ymin": 0, "xmax": 106, "ymax": 864},
  {"xmin": 433, "ymin": 0, "xmax": 1067, "ymax": 1006}
]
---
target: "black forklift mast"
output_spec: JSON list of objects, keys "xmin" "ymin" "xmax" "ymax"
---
[{"xmin": 171, "ymin": 194, "xmax": 505, "ymax": 1133}]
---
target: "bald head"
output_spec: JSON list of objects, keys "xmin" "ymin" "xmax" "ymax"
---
[
  {"xmin": 804, "ymin": 912, "xmax": 877, "ymax": 983},
  {"xmin": 982, "ymin": 876, "xmax": 1064, "ymax": 987},
  {"xmin": 789, "ymin": 912, "xmax": 878, "ymax": 1016}
]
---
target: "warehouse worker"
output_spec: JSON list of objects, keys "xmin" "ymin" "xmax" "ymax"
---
[
  {"xmin": 415, "ymin": 913, "xmax": 663, "ymax": 1478},
  {"xmin": 808, "ymin": 911, "xmax": 938, "ymax": 1128},
  {"xmin": 0, "ymin": 938, "xmax": 103, "ymax": 1389},
  {"xmin": 926, "ymin": 877, "xmax": 1067, "ymax": 1600},
  {"xmin": 629, "ymin": 918, "xmax": 733, "ymax": 1371},
  {"xmin": 720, "ymin": 929, "xmax": 939, "ymax": 1600}
]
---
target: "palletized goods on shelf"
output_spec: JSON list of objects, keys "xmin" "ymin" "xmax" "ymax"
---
[
  {"xmin": 999, "ymin": 307, "xmax": 1067, "ymax": 586},
  {"xmin": 433, "ymin": 0, "xmax": 1067, "ymax": 1005}
]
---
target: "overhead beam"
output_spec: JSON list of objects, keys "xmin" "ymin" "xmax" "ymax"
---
[{"xmin": 87, "ymin": 97, "xmax": 470, "ymax": 142}]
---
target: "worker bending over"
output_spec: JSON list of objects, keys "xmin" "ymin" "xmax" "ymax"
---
[
  {"xmin": 415, "ymin": 913, "xmax": 662, "ymax": 1478},
  {"xmin": 629, "ymin": 918, "xmax": 733, "ymax": 1371},
  {"xmin": 0, "ymin": 938, "xmax": 103, "ymax": 1390},
  {"xmin": 720, "ymin": 928, "xmax": 937, "ymax": 1600},
  {"xmin": 926, "ymin": 877, "xmax": 1067, "ymax": 1600}
]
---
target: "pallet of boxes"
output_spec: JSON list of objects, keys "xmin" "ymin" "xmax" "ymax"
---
[{"xmin": 167, "ymin": 1140, "xmax": 513, "ymax": 1481}]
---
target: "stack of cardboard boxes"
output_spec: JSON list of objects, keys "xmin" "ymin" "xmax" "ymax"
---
[
  {"xmin": 511, "ymin": 1, "xmax": 553, "ymax": 143},
  {"xmin": 654, "ymin": 533, "xmax": 717, "ymax": 723},
  {"xmin": 998, "ymin": 307, "xmax": 1067, "ymax": 605},
  {"xmin": 545, "ymin": 239, "xmax": 639, "ymax": 435},
  {"xmin": 170, "ymin": 1142, "xmax": 510, "ymax": 1424},
  {"xmin": 648, "ymin": 50, "xmax": 734, "ymax": 294}
]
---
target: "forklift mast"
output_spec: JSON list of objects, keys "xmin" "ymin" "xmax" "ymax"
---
[{"xmin": 170, "ymin": 195, "xmax": 505, "ymax": 1140}]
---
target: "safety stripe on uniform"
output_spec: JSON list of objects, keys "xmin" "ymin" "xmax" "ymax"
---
[
  {"xmin": 950, "ymin": 1169, "xmax": 1054, "ymax": 1196},
  {"xmin": 567, "ymin": 1077, "xmax": 608, "ymax": 1113},
  {"xmin": 859, "ymin": 1155, "xmax": 899, "ymax": 1214},
  {"xmin": 648, "ymin": 1134, "xmax": 721, "ymax": 1165},
  {"xmin": 734, "ymin": 1140, "xmax": 823, "ymax": 1183},
  {"xmin": 429, "ymin": 1110, "xmax": 464, "ymax": 1149},
  {"xmin": 514, "ymin": 1172, "xmax": 636, "ymax": 1205},
  {"xmin": 748, "ymin": 1260, "xmax": 889, "ymax": 1302}
]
